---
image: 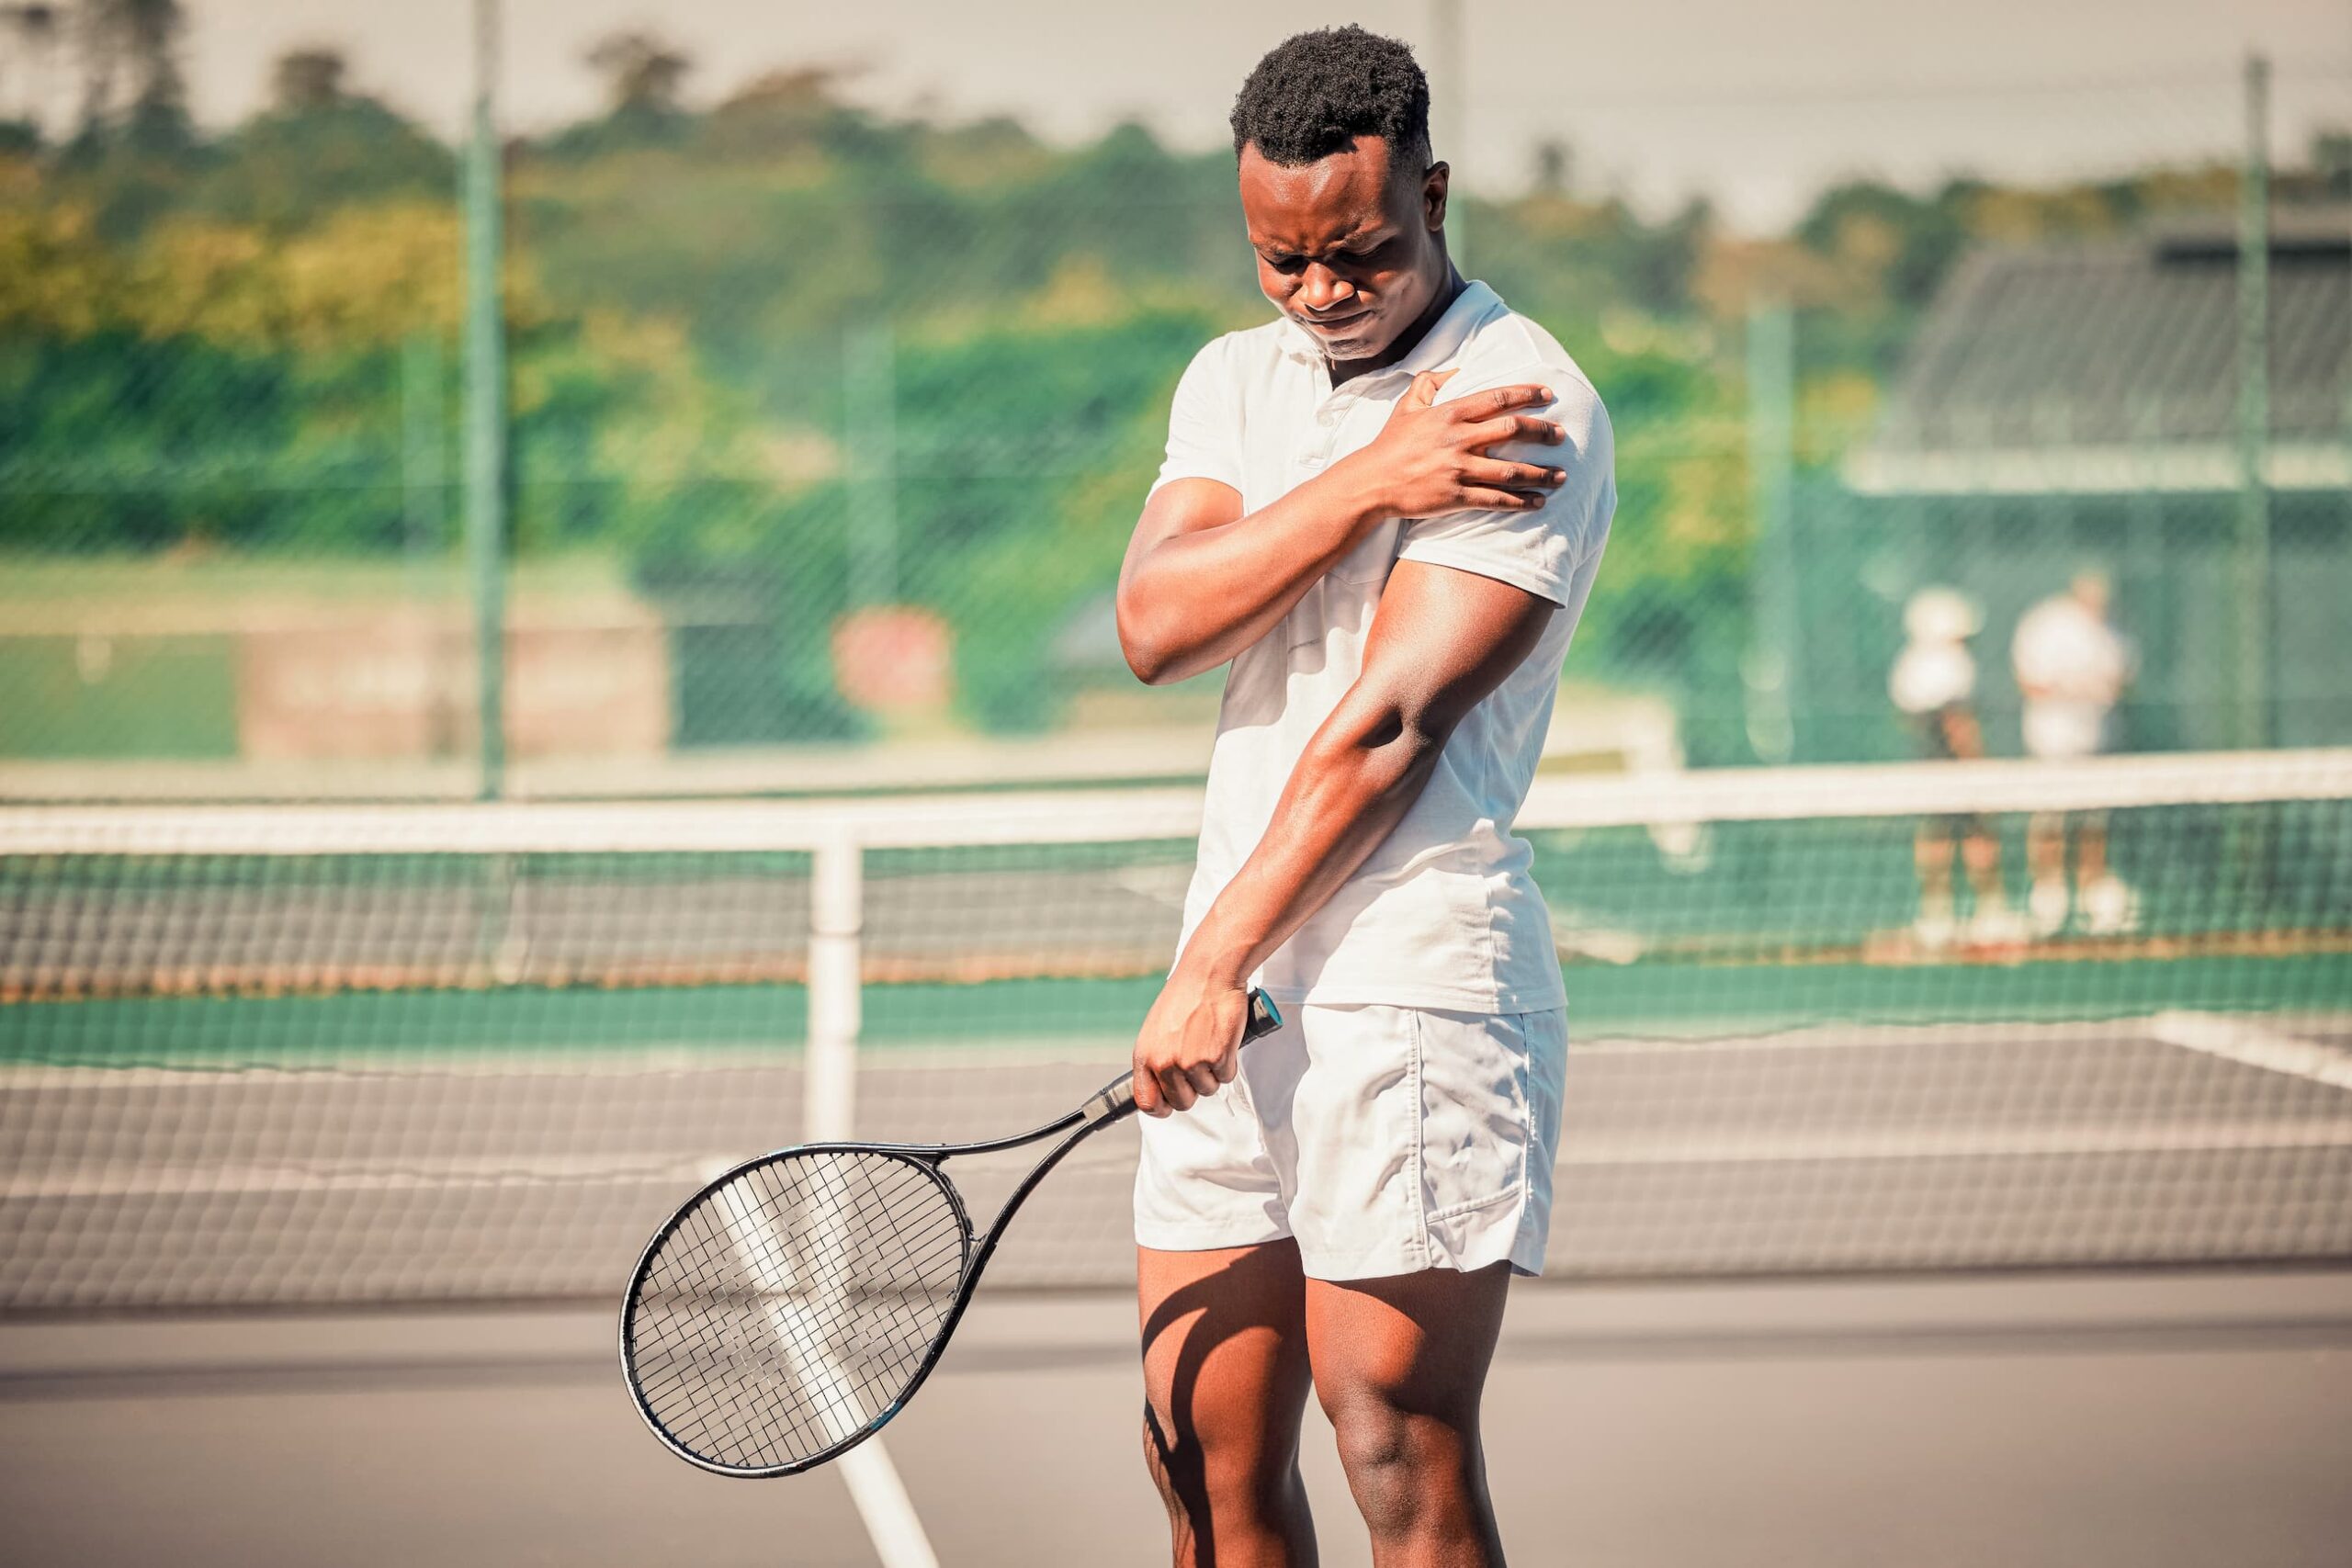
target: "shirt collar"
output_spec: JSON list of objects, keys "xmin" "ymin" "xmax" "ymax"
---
[{"xmin": 1274, "ymin": 278, "xmax": 1504, "ymax": 380}]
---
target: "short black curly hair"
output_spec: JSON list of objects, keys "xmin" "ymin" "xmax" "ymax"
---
[{"xmin": 1229, "ymin": 25, "xmax": 1431, "ymax": 175}]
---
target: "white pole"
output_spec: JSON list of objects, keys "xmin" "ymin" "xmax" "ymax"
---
[
  {"xmin": 805, "ymin": 829, "xmax": 863, "ymax": 1145},
  {"xmin": 802, "ymin": 829, "xmax": 938, "ymax": 1568}
]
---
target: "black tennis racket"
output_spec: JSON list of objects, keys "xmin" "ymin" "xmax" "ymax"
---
[{"xmin": 620, "ymin": 987, "xmax": 1283, "ymax": 1477}]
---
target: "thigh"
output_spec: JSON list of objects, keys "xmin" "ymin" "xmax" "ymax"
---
[
  {"xmin": 1138, "ymin": 1240, "xmax": 1315, "ymax": 1464},
  {"xmin": 1303, "ymin": 1262, "xmax": 1512, "ymax": 1422}
]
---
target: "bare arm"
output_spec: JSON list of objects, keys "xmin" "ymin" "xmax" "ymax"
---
[
  {"xmin": 1115, "ymin": 376, "xmax": 1567, "ymax": 686},
  {"xmin": 1129, "ymin": 558, "xmax": 1559, "ymax": 1113}
]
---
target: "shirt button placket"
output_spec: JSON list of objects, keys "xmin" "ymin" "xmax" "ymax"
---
[{"xmin": 1303, "ymin": 399, "xmax": 1343, "ymax": 470}]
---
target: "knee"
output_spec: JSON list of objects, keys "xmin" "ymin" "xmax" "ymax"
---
[
  {"xmin": 1322, "ymin": 1390, "xmax": 1477, "ymax": 1535},
  {"xmin": 1142, "ymin": 1397, "xmax": 1292, "ymax": 1520}
]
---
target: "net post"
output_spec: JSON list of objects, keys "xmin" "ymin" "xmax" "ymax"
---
[{"xmin": 806, "ymin": 827, "xmax": 863, "ymax": 1143}]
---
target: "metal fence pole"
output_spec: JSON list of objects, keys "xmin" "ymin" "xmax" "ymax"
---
[
  {"xmin": 845, "ymin": 321, "xmax": 899, "ymax": 610},
  {"xmin": 463, "ymin": 0, "xmax": 509, "ymax": 798},
  {"xmin": 1430, "ymin": 0, "xmax": 1465, "ymax": 268},
  {"xmin": 1744, "ymin": 299, "xmax": 1797, "ymax": 763},
  {"xmin": 2234, "ymin": 52, "xmax": 2270, "ymax": 751}
]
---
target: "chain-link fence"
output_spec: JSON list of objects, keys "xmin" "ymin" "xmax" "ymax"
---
[{"xmin": 1, "ymin": 29, "xmax": 2346, "ymax": 795}]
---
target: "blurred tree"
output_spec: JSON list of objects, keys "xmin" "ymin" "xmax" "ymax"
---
[
  {"xmin": 540, "ymin": 29, "xmax": 694, "ymax": 157},
  {"xmin": 194, "ymin": 51, "xmax": 451, "ymax": 230},
  {"xmin": 0, "ymin": 3, "xmax": 62, "ymax": 136},
  {"xmin": 1532, "ymin": 138, "xmax": 1572, "ymax": 197},
  {"xmin": 270, "ymin": 47, "xmax": 346, "ymax": 113},
  {"xmin": 1795, "ymin": 180, "xmax": 1970, "ymax": 311},
  {"xmin": 588, "ymin": 30, "xmax": 690, "ymax": 117},
  {"xmin": 74, "ymin": 0, "xmax": 190, "ymax": 152}
]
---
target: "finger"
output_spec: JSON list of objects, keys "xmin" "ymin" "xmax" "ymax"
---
[
  {"xmin": 1132, "ymin": 1069, "xmax": 1163, "ymax": 1116},
  {"xmin": 1466, "ymin": 414, "xmax": 1567, "ymax": 448},
  {"xmin": 1457, "ymin": 486, "xmax": 1551, "ymax": 511},
  {"xmin": 1471, "ymin": 457, "xmax": 1567, "ymax": 491},
  {"xmin": 1185, "ymin": 1062, "xmax": 1221, "ymax": 1100},
  {"xmin": 1159, "ymin": 1071, "xmax": 1197, "ymax": 1112},
  {"xmin": 1460, "ymin": 384, "xmax": 1554, "ymax": 420},
  {"xmin": 1405, "ymin": 368, "xmax": 1450, "ymax": 409},
  {"xmin": 1213, "ymin": 1047, "xmax": 1238, "ymax": 1085}
]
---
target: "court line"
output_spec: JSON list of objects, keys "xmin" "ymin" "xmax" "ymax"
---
[
  {"xmin": 1557, "ymin": 1120, "xmax": 2352, "ymax": 1165},
  {"xmin": 2150, "ymin": 1011, "xmax": 2352, "ymax": 1094}
]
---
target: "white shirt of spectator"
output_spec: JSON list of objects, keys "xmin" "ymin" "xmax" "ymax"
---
[
  {"xmin": 1889, "ymin": 639, "xmax": 1976, "ymax": 716},
  {"xmin": 1150, "ymin": 281, "xmax": 1615, "ymax": 1011},
  {"xmin": 2012, "ymin": 593, "xmax": 2131, "ymax": 760}
]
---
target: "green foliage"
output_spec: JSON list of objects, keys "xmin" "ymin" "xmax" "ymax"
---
[
  {"xmin": 1, "ymin": 40, "xmax": 2295, "ymax": 755},
  {"xmin": 196, "ymin": 98, "xmax": 453, "ymax": 231}
]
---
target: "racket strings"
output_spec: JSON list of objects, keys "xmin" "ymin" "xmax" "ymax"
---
[{"xmin": 627, "ymin": 1149, "xmax": 967, "ymax": 1471}]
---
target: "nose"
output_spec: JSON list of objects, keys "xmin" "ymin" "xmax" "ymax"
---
[{"xmin": 1299, "ymin": 263, "xmax": 1357, "ymax": 315}]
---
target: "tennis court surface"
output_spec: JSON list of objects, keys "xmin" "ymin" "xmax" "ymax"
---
[{"xmin": 3, "ymin": 1272, "xmax": 2348, "ymax": 1567}]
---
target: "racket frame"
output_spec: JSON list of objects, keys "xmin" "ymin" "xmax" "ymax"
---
[{"xmin": 619, "ymin": 987, "xmax": 1283, "ymax": 1478}]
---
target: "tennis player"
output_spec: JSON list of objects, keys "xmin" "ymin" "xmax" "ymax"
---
[{"xmin": 1116, "ymin": 28, "xmax": 1614, "ymax": 1565}]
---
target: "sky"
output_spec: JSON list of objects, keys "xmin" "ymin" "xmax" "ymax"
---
[{"xmin": 12, "ymin": 0, "xmax": 2350, "ymax": 229}]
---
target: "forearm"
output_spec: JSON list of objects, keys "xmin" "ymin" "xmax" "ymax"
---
[
  {"xmin": 1117, "ymin": 461, "xmax": 1386, "ymax": 685},
  {"xmin": 1176, "ymin": 693, "xmax": 1445, "ymax": 986}
]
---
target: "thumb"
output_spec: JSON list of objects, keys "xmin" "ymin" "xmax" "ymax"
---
[{"xmin": 1405, "ymin": 368, "xmax": 1455, "ymax": 408}]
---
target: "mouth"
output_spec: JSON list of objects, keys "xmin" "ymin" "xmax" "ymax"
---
[{"xmin": 1301, "ymin": 307, "xmax": 1374, "ymax": 335}]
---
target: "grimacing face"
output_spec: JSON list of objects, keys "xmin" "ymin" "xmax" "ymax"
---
[{"xmin": 1237, "ymin": 133, "xmax": 1450, "ymax": 368}]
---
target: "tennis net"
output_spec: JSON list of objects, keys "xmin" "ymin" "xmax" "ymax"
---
[{"xmin": 3, "ymin": 749, "xmax": 2348, "ymax": 1312}]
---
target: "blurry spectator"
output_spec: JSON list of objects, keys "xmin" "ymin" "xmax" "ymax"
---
[
  {"xmin": 1890, "ymin": 588, "xmax": 2021, "ymax": 951},
  {"xmin": 2012, "ymin": 571, "xmax": 2137, "ymax": 935}
]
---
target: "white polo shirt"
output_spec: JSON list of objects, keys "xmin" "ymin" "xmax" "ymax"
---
[
  {"xmin": 1151, "ymin": 280, "xmax": 1615, "ymax": 1012},
  {"xmin": 2012, "ymin": 594, "xmax": 2131, "ymax": 760}
]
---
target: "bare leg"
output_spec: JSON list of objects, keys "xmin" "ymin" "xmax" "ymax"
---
[
  {"xmin": 1306, "ymin": 1262, "xmax": 1513, "ymax": 1568},
  {"xmin": 1139, "ymin": 1240, "xmax": 1317, "ymax": 1568},
  {"xmin": 2024, "ymin": 810, "xmax": 2072, "ymax": 933},
  {"xmin": 1962, "ymin": 827, "xmax": 2005, "ymax": 909},
  {"xmin": 2027, "ymin": 810, "xmax": 2066, "ymax": 888},
  {"xmin": 2077, "ymin": 818, "xmax": 2108, "ymax": 886},
  {"xmin": 1914, "ymin": 824, "xmax": 1956, "ymax": 947}
]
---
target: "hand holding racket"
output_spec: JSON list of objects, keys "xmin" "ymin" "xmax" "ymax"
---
[{"xmin": 620, "ymin": 987, "xmax": 1283, "ymax": 1477}]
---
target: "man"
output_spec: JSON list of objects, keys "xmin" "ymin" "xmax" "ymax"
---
[
  {"xmin": 1115, "ymin": 27, "xmax": 1614, "ymax": 1566},
  {"xmin": 1889, "ymin": 586, "xmax": 2019, "ymax": 952},
  {"xmin": 2013, "ymin": 570, "xmax": 2136, "ymax": 935}
]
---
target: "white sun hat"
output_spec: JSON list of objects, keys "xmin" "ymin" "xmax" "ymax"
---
[{"xmin": 1904, "ymin": 586, "xmax": 1983, "ymax": 645}]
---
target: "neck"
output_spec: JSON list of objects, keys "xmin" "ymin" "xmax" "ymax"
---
[{"xmin": 1330, "ymin": 262, "xmax": 1465, "ymax": 385}]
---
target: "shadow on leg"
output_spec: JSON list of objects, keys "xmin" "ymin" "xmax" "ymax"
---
[
  {"xmin": 1139, "ymin": 1239, "xmax": 1318, "ymax": 1568},
  {"xmin": 1306, "ymin": 1261, "xmax": 1512, "ymax": 1568}
]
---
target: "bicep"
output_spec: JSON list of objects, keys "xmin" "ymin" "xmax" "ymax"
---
[{"xmin": 1353, "ymin": 558, "xmax": 1556, "ymax": 737}]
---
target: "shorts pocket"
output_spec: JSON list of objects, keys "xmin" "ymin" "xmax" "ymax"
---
[{"xmin": 1415, "ymin": 1010, "xmax": 1532, "ymax": 1225}]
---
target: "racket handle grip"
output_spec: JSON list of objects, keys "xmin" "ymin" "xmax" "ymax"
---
[{"xmin": 1085, "ymin": 987, "xmax": 1284, "ymax": 1124}]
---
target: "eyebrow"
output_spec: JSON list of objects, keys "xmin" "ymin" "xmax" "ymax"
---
[{"xmin": 1252, "ymin": 225, "xmax": 1392, "ymax": 260}]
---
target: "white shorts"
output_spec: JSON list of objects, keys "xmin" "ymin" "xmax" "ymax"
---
[{"xmin": 1133, "ymin": 1002, "xmax": 1567, "ymax": 1280}]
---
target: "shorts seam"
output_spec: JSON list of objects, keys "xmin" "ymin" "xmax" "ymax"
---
[
  {"xmin": 1408, "ymin": 1008, "xmax": 1430, "ymax": 1270},
  {"xmin": 1425, "ymin": 1183, "xmax": 1526, "ymax": 1224},
  {"xmin": 1511, "ymin": 1010, "xmax": 1534, "ymax": 1213}
]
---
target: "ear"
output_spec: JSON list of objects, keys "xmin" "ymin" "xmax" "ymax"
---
[{"xmin": 1421, "ymin": 160, "xmax": 1450, "ymax": 232}]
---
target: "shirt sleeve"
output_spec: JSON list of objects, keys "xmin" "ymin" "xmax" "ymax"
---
[
  {"xmin": 1148, "ymin": 337, "xmax": 1245, "ymax": 497},
  {"xmin": 1394, "ymin": 372, "xmax": 1614, "ymax": 606}
]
